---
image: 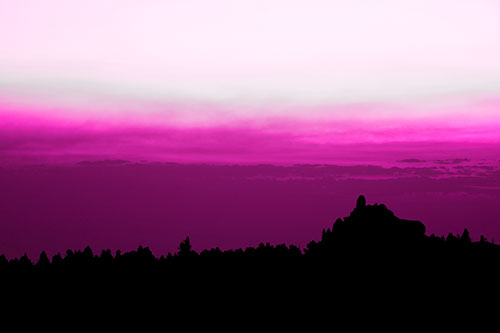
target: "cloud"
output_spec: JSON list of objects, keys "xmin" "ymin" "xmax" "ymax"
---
[
  {"xmin": 398, "ymin": 159, "xmax": 427, "ymax": 163},
  {"xmin": 434, "ymin": 158, "xmax": 470, "ymax": 165},
  {"xmin": 1, "ymin": 108, "xmax": 500, "ymax": 166},
  {"xmin": 1, "ymin": 1, "xmax": 500, "ymax": 105}
]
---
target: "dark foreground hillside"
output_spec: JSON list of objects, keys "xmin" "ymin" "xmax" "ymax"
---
[{"xmin": 2, "ymin": 195, "xmax": 500, "ymax": 316}]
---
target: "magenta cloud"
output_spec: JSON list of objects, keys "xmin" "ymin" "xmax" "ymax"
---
[{"xmin": 1, "ymin": 97, "xmax": 500, "ymax": 165}]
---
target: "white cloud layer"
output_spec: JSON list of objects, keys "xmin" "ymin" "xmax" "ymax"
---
[{"xmin": 1, "ymin": 0, "xmax": 500, "ymax": 108}]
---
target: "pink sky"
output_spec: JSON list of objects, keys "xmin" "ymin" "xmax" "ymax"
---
[
  {"xmin": 1, "ymin": 0, "xmax": 500, "ymax": 108},
  {"xmin": 1, "ymin": 1, "xmax": 500, "ymax": 257},
  {"xmin": 1, "ymin": 0, "xmax": 499, "ymax": 164},
  {"xmin": 1, "ymin": 96, "xmax": 500, "ymax": 165}
]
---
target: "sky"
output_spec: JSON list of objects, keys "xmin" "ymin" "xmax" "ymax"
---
[
  {"xmin": 1, "ymin": 1, "xmax": 500, "ymax": 257},
  {"xmin": 1, "ymin": 1, "xmax": 500, "ymax": 112},
  {"xmin": 1, "ymin": 0, "xmax": 500, "ymax": 163}
]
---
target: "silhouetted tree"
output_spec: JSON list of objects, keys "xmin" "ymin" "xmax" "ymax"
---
[
  {"xmin": 19, "ymin": 254, "xmax": 32, "ymax": 267},
  {"xmin": 178, "ymin": 237, "xmax": 195, "ymax": 258},
  {"xmin": 461, "ymin": 229, "xmax": 471, "ymax": 244},
  {"xmin": 52, "ymin": 253, "xmax": 63, "ymax": 265},
  {"xmin": 82, "ymin": 246, "xmax": 94, "ymax": 263},
  {"xmin": 37, "ymin": 251, "xmax": 50, "ymax": 266},
  {"xmin": 446, "ymin": 233, "xmax": 458, "ymax": 243}
]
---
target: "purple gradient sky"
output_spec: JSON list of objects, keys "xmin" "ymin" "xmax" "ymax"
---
[{"xmin": 1, "ymin": 1, "xmax": 500, "ymax": 258}]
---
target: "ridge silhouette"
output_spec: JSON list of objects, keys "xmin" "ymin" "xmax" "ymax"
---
[
  {"xmin": 2, "ymin": 194, "xmax": 500, "ymax": 304},
  {"xmin": 3, "ymin": 195, "xmax": 500, "ymax": 319},
  {"xmin": 1, "ymin": 195, "xmax": 497, "ymax": 270}
]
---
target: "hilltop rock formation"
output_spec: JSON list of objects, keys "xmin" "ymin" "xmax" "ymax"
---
[{"xmin": 318, "ymin": 195, "xmax": 426, "ymax": 250}]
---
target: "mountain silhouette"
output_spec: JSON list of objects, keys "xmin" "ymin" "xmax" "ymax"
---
[
  {"xmin": 0, "ymin": 196, "xmax": 500, "ymax": 304},
  {"xmin": 2, "ymin": 194, "xmax": 500, "ymax": 318},
  {"xmin": 1, "ymin": 195, "xmax": 497, "ymax": 269}
]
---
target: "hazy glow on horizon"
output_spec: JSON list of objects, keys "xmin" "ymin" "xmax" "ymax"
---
[{"xmin": 1, "ymin": 0, "xmax": 500, "ymax": 112}]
